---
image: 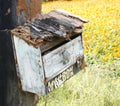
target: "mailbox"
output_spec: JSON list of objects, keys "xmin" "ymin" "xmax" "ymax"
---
[{"xmin": 11, "ymin": 10, "xmax": 87, "ymax": 95}]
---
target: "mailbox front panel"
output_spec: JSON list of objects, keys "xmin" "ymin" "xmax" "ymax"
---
[{"xmin": 43, "ymin": 36, "xmax": 84, "ymax": 80}]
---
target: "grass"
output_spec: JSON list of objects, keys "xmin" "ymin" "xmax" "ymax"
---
[
  {"xmin": 37, "ymin": 0, "xmax": 120, "ymax": 105},
  {"xmin": 37, "ymin": 64, "xmax": 120, "ymax": 106}
]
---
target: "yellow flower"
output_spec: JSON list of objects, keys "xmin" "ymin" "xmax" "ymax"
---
[
  {"xmin": 83, "ymin": 37, "xmax": 89, "ymax": 41},
  {"xmin": 114, "ymin": 52, "xmax": 120, "ymax": 58},
  {"xmin": 84, "ymin": 49, "xmax": 88, "ymax": 53}
]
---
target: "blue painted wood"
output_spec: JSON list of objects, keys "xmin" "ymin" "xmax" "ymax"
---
[
  {"xmin": 43, "ymin": 36, "xmax": 84, "ymax": 79},
  {"xmin": 13, "ymin": 36, "xmax": 46, "ymax": 95}
]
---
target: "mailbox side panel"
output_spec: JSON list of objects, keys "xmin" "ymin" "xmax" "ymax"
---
[{"xmin": 13, "ymin": 36, "xmax": 46, "ymax": 95}]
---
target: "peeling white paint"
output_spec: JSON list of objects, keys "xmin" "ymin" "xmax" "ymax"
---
[
  {"xmin": 43, "ymin": 36, "xmax": 83, "ymax": 78},
  {"xmin": 13, "ymin": 36, "xmax": 46, "ymax": 95}
]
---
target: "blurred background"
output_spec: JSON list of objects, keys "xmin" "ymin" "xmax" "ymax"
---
[{"xmin": 38, "ymin": 0, "xmax": 120, "ymax": 106}]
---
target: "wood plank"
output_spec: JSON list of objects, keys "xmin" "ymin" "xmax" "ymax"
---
[
  {"xmin": 30, "ymin": 16, "xmax": 83, "ymax": 39},
  {"xmin": 40, "ymin": 37, "xmax": 66, "ymax": 53},
  {"xmin": 39, "ymin": 17, "xmax": 73, "ymax": 34},
  {"xmin": 43, "ymin": 36, "xmax": 84, "ymax": 78},
  {"xmin": 53, "ymin": 10, "xmax": 88, "ymax": 23},
  {"xmin": 31, "ymin": 19, "xmax": 66, "ymax": 37},
  {"xmin": 13, "ymin": 36, "xmax": 46, "ymax": 95},
  {"xmin": 11, "ymin": 9, "xmax": 85, "ymax": 47},
  {"xmin": 29, "ymin": 25, "xmax": 54, "ymax": 39},
  {"xmin": 48, "ymin": 10, "xmax": 84, "ymax": 28},
  {"xmin": 40, "ymin": 34, "xmax": 82, "ymax": 54}
]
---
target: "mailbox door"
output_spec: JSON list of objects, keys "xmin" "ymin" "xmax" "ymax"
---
[
  {"xmin": 43, "ymin": 36, "xmax": 84, "ymax": 92},
  {"xmin": 43, "ymin": 36, "xmax": 83, "ymax": 78}
]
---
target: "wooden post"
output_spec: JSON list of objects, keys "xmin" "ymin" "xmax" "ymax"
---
[{"xmin": 0, "ymin": 0, "xmax": 42, "ymax": 106}]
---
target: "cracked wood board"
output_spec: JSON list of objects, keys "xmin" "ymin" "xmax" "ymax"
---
[
  {"xmin": 13, "ymin": 36, "xmax": 46, "ymax": 95},
  {"xmin": 11, "ymin": 10, "xmax": 86, "ymax": 48}
]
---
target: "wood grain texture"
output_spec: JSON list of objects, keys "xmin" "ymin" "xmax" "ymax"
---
[
  {"xmin": 30, "ymin": 10, "xmax": 84, "ymax": 39},
  {"xmin": 43, "ymin": 36, "xmax": 84, "ymax": 79},
  {"xmin": 13, "ymin": 36, "xmax": 46, "ymax": 95},
  {"xmin": 11, "ymin": 10, "xmax": 87, "ymax": 47}
]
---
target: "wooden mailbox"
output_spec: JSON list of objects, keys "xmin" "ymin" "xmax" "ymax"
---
[{"xmin": 11, "ymin": 10, "xmax": 87, "ymax": 95}]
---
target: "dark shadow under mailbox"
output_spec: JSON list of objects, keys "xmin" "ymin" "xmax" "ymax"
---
[{"xmin": 11, "ymin": 10, "xmax": 87, "ymax": 95}]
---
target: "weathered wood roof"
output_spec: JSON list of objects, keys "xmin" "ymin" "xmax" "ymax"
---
[{"xmin": 11, "ymin": 10, "xmax": 88, "ymax": 47}]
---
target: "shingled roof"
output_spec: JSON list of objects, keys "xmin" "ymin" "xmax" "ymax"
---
[{"xmin": 11, "ymin": 10, "xmax": 88, "ymax": 47}]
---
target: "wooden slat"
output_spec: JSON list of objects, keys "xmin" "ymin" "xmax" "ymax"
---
[
  {"xmin": 12, "ymin": 10, "xmax": 86, "ymax": 47},
  {"xmin": 53, "ymin": 10, "xmax": 88, "ymax": 23},
  {"xmin": 13, "ymin": 36, "xmax": 46, "ymax": 95},
  {"xmin": 31, "ymin": 19, "xmax": 67, "ymax": 37},
  {"xmin": 43, "ymin": 36, "xmax": 84, "ymax": 78},
  {"xmin": 29, "ymin": 25, "xmax": 54, "ymax": 39},
  {"xmin": 48, "ymin": 10, "xmax": 84, "ymax": 28},
  {"xmin": 40, "ymin": 37, "xmax": 66, "ymax": 53},
  {"xmin": 30, "ymin": 13, "xmax": 83, "ymax": 39},
  {"xmin": 40, "ymin": 34, "xmax": 82, "ymax": 54},
  {"xmin": 40, "ymin": 17, "xmax": 73, "ymax": 33}
]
